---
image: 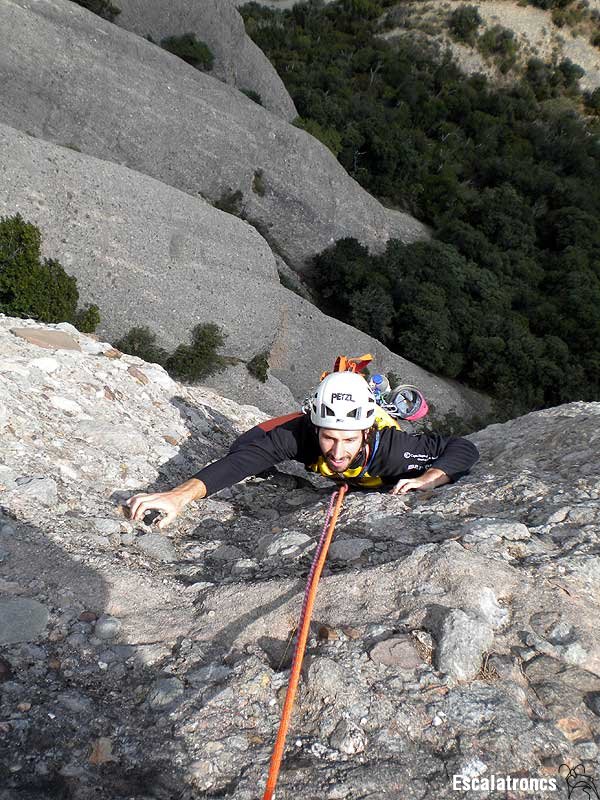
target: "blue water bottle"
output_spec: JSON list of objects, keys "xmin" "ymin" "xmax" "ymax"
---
[{"xmin": 369, "ymin": 373, "xmax": 390, "ymax": 402}]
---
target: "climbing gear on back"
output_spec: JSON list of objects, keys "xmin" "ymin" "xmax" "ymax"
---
[
  {"xmin": 313, "ymin": 354, "xmax": 429, "ymax": 423},
  {"xmin": 368, "ymin": 373, "xmax": 391, "ymax": 402},
  {"xmin": 307, "ymin": 371, "xmax": 377, "ymax": 430},
  {"xmin": 262, "ymin": 484, "xmax": 348, "ymax": 800},
  {"xmin": 386, "ymin": 385, "xmax": 429, "ymax": 421},
  {"xmin": 319, "ymin": 353, "xmax": 373, "ymax": 381}
]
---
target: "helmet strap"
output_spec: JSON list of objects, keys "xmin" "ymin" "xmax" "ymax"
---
[{"xmin": 347, "ymin": 427, "xmax": 373, "ymax": 471}]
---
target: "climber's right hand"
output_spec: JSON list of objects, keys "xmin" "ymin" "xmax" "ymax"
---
[{"xmin": 125, "ymin": 478, "xmax": 205, "ymax": 530}]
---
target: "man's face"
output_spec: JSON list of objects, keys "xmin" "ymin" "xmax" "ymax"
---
[{"xmin": 318, "ymin": 428, "xmax": 364, "ymax": 472}]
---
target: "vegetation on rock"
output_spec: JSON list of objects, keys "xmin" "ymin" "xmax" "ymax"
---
[
  {"xmin": 241, "ymin": 88, "xmax": 263, "ymax": 105},
  {"xmin": 449, "ymin": 5, "xmax": 482, "ymax": 45},
  {"xmin": 113, "ymin": 326, "xmax": 169, "ymax": 366},
  {"xmin": 166, "ymin": 323, "xmax": 228, "ymax": 382},
  {"xmin": 160, "ymin": 33, "xmax": 214, "ymax": 71},
  {"xmin": 477, "ymin": 24, "xmax": 518, "ymax": 74},
  {"xmin": 247, "ymin": 351, "xmax": 270, "ymax": 383},
  {"xmin": 71, "ymin": 0, "xmax": 121, "ymax": 22},
  {"xmin": 0, "ymin": 214, "xmax": 100, "ymax": 333},
  {"xmin": 523, "ymin": 0, "xmax": 600, "ymax": 42},
  {"xmin": 116, "ymin": 322, "xmax": 228, "ymax": 383},
  {"xmin": 293, "ymin": 117, "xmax": 343, "ymax": 156},
  {"xmin": 252, "ymin": 170, "xmax": 266, "ymax": 197},
  {"xmin": 214, "ymin": 190, "xmax": 244, "ymax": 216}
]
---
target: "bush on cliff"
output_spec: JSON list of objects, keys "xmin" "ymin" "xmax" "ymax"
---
[
  {"xmin": 449, "ymin": 5, "xmax": 482, "ymax": 44},
  {"xmin": 114, "ymin": 326, "xmax": 169, "ymax": 365},
  {"xmin": 0, "ymin": 214, "xmax": 100, "ymax": 333},
  {"xmin": 116, "ymin": 322, "xmax": 228, "ymax": 383},
  {"xmin": 166, "ymin": 323, "xmax": 228, "ymax": 382},
  {"xmin": 71, "ymin": 0, "xmax": 121, "ymax": 22},
  {"xmin": 247, "ymin": 351, "xmax": 269, "ymax": 382},
  {"xmin": 160, "ymin": 34, "xmax": 214, "ymax": 71}
]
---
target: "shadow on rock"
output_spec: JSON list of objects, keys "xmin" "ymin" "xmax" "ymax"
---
[{"xmin": 0, "ymin": 510, "xmax": 196, "ymax": 800}]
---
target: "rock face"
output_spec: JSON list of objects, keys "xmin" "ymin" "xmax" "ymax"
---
[
  {"xmin": 0, "ymin": 122, "xmax": 484, "ymax": 419},
  {"xmin": 0, "ymin": 0, "xmax": 427, "ymax": 271},
  {"xmin": 115, "ymin": 0, "xmax": 298, "ymax": 121},
  {"xmin": 0, "ymin": 316, "xmax": 599, "ymax": 798}
]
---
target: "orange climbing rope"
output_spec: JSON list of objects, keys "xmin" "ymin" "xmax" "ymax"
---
[{"xmin": 262, "ymin": 483, "xmax": 349, "ymax": 800}]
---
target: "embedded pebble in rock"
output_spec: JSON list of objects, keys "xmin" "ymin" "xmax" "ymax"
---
[
  {"xmin": 91, "ymin": 518, "xmax": 122, "ymax": 536},
  {"xmin": 187, "ymin": 665, "xmax": 232, "ymax": 687},
  {"xmin": 263, "ymin": 531, "xmax": 314, "ymax": 557},
  {"xmin": 369, "ymin": 636, "xmax": 423, "ymax": 670},
  {"xmin": 93, "ymin": 616, "xmax": 122, "ymax": 640},
  {"xmin": 0, "ymin": 598, "xmax": 49, "ymax": 644},
  {"xmin": 577, "ymin": 741, "xmax": 599, "ymax": 760},
  {"xmin": 146, "ymin": 677, "xmax": 185, "ymax": 709},
  {"xmin": 11, "ymin": 327, "xmax": 81, "ymax": 351},
  {"xmin": 231, "ymin": 559, "xmax": 258, "ymax": 576},
  {"xmin": 136, "ymin": 533, "xmax": 178, "ymax": 562},
  {"xmin": 29, "ymin": 357, "xmax": 60, "ymax": 373},
  {"xmin": 0, "ymin": 523, "xmax": 16, "ymax": 536},
  {"xmin": 210, "ymin": 544, "xmax": 246, "ymax": 561},
  {"xmin": 477, "ymin": 587, "xmax": 509, "ymax": 630},
  {"xmin": 49, "ymin": 395, "xmax": 84, "ymax": 415},
  {"xmin": 329, "ymin": 538, "xmax": 374, "ymax": 561},
  {"xmin": 329, "ymin": 719, "xmax": 367, "ymax": 754},
  {"xmin": 1, "ymin": 317, "xmax": 600, "ymax": 799},
  {"xmin": 462, "ymin": 519, "xmax": 530, "ymax": 542},
  {"xmin": 199, "ymin": 500, "xmax": 236, "ymax": 523},
  {"xmin": 10, "ymin": 477, "xmax": 58, "ymax": 507},
  {"xmin": 435, "ymin": 609, "xmax": 494, "ymax": 682},
  {"xmin": 57, "ymin": 693, "xmax": 93, "ymax": 714}
]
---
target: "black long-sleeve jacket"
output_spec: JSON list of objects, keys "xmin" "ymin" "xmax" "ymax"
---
[{"xmin": 193, "ymin": 413, "xmax": 479, "ymax": 496}]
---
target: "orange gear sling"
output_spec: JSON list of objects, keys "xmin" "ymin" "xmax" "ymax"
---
[{"xmin": 262, "ymin": 483, "xmax": 349, "ymax": 800}]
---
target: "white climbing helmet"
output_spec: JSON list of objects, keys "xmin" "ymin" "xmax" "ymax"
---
[{"xmin": 308, "ymin": 372, "xmax": 377, "ymax": 430}]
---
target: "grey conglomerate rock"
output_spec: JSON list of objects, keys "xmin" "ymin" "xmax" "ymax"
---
[
  {"xmin": 0, "ymin": 598, "xmax": 49, "ymax": 645},
  {"xmin": 435, "ymin": 608, "xmax": 495, "ymax": 682},
  {"xmin": 0, "ymin": 0, "xmax": 427, "ymax": 271},
  {"xmin": 115, "ymin": 0, "xmax": 297, "ymax": 121},
  {"xmin": 1, "ymin": 318, "xmax": 599, "ymax": 798}
]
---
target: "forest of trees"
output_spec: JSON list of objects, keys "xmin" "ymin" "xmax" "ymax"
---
[{"xmin": 241, "ymin": 0, "xmax": 600, "ymax": 418}]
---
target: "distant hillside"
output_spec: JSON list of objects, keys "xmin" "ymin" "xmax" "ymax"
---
[
  {"xmin": 379, "ymin": 0, "xmax": 600, "ymax": 92},
  {"xmin": 240, "ymin": 0, "xmax": 600, "ymax": 418}
]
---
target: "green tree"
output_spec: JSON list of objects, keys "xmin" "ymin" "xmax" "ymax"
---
[
  {"xmin": 166, "ymin": 323, "xmax": 227, "ymax": 382},
  {"xmin": 114, "ymin": 326, "xmax": 168, "ymax": 365},
  {"xmin": 0, "ymin": 214, "xmax": 100, "ymax": 331},
  {"xmin": 449, "ymin": 5, "xmax": 482, "ymax": 44},
  {"xmin": 294, "ymin": 117, "xmax": 343, "ymax": 156},
  {"xmin": 348, "ymin": 284, "xmax": 394, "ymax": 343},
  {"xmin": 239, "ymin": 0, "xmax": 600, "ymax": 410}
]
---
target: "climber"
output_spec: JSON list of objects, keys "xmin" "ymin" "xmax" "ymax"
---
[{"xmin": 126, "ymin": 371, "xmax": 479, "ymax": 529}]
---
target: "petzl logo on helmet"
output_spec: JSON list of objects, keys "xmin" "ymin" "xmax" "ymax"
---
[{"xmin": 331, "ymin": 393, "xmax": 354, "ymax": 402}]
